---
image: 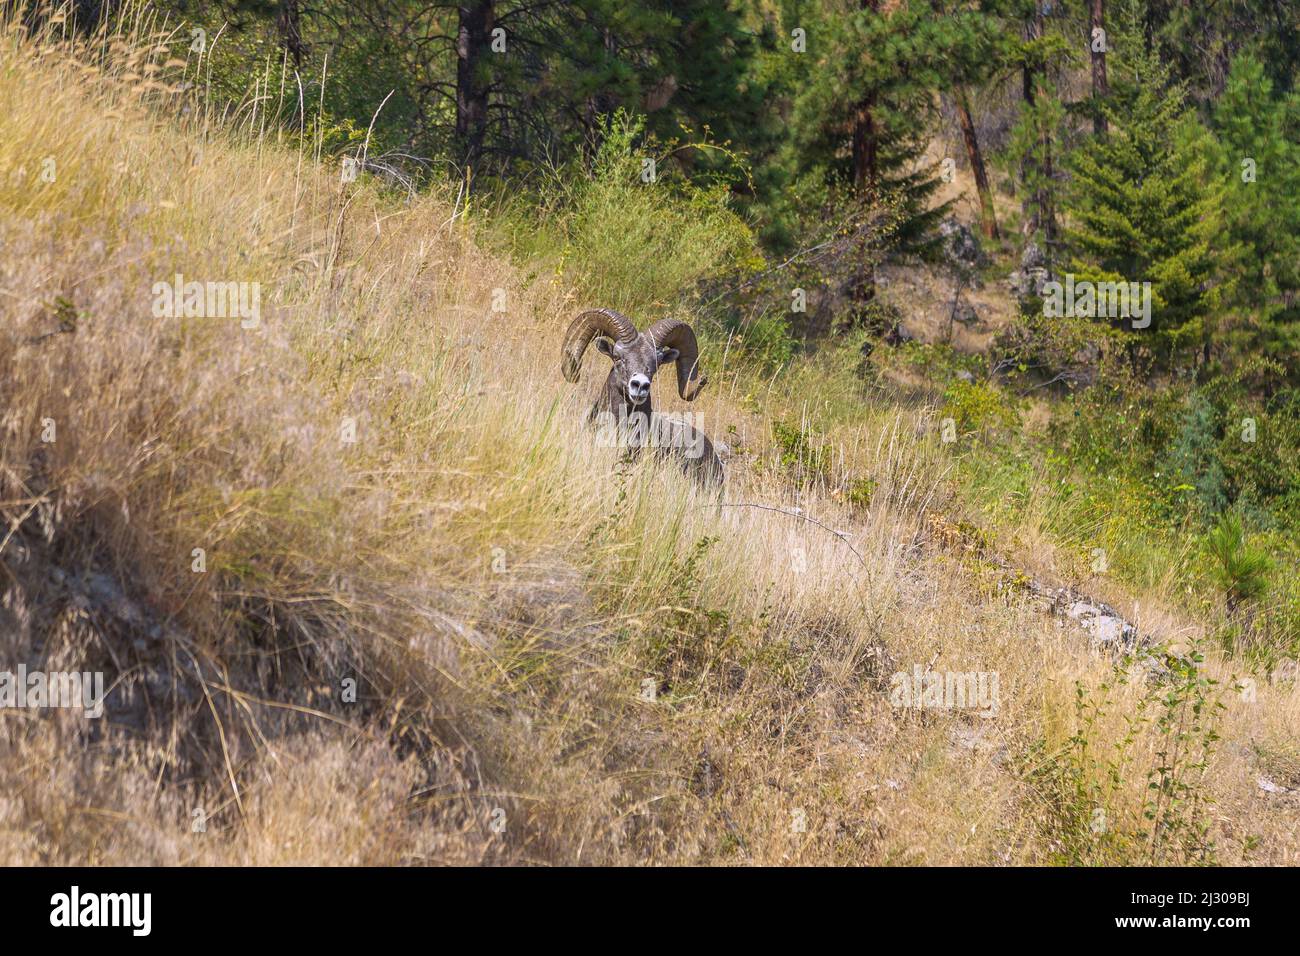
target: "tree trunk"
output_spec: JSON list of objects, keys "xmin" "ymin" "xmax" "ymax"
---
[
  {"xmin": 1089, "ymin": 0, "xmax": 1109, "ymax": 136},
  {"xmin": 583, "ymin": 27, "xmax": 618, "ymax": 164},
  {"xmin": 1020, "ymin": 15, "xmax": 1039, "ymax": 238},
  {"xmin": 846, "ymin": 0, "xmax": 882, "ymax": 327},
  {"xmin": 850, "ymin": 0, "xmax": 881, "ymax": 196},
  {"xmin": 847, "ymin": 93, "xmax": 879, "ymax": 328},
  {"xmin": 277, "ymin": 0, "xmax": 307, "ymax": 69},
  {"xmin": 1040, "ymin": 111, "xmax": 1057, "ymax": 250},
  {"xmin": 851, "ymin": 95, "xmax": 879, "ymax": 195},
  {"xmin": 456, "ymin": 2, "xmax": 494, "ymax": 171},
  {"xmin": 955, "ymin": 86, "xmax": 998, "ymax": 240},
  {"xmin": 1021, "ymin": 11, "xmax": 1056, "ymax": 251}
]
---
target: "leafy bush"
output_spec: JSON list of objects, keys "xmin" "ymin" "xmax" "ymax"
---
[
  {"xmin": 891, "ymin": 340, "xmax": 986, "ymax": 385},
  {"xmin": 771, "ymin": 419, "xmax": 833, "ymax": 486},
  {"xmin": 720, "ymin": 307, "xmax": 797, "ymax": 371},
  {"xmin": 941, "ymin": 379, "xmax": 1019, "ymax": 439},
  {"xmin": 1029, "ymin": 646, "xmax": 1226, "ymax": 866},
  {"xmin": 991, "ymin": 310, "xmax": 1113, "ymax": 392},
  {"xmin": 490, "ymin": 112, "xmax": 759, "ymax": 321}
]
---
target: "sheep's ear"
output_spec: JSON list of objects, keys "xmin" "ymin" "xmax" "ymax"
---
[
  {"xmin": 595, "ymin": 337, "xmax": 616, "ymax": 358},
  {"xmin": 657, "ymin": 346, "xmax": 680, "ymax": 365}
]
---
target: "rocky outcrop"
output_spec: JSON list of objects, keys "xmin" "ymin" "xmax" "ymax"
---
[
  {"xmin": 1007, "ymin": 239, "xmax": 1053, "ymax": 298},
  {"xmin": 940, "ymin": 217, "xmax": 985, "ymax": 271}
]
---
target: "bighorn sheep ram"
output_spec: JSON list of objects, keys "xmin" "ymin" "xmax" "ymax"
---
[{"xmin": 561, "ymin": 308, "xmax": 725, "ymax": 487}]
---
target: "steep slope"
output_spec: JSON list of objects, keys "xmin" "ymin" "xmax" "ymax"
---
[{"xmin": 1, "ymin": 15, "xmax": 1295, "ymax": 865}]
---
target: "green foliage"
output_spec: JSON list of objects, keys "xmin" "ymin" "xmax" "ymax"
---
[
  {"xmin": 846, "ymin": 477, "xmax": 875, "ymax": 510},
  {"xmin": 721, "ymin": 308, "xmax": 797, "ymax": 371},
  {"xmin": 491, "ymin": 112, "xmax": 759, "ymax": 317},
  {"xmin": 1064, "ymin": 53, "xmax": 1229, "ymax": 363},
  {"xmin": 1211, "ymin": 54, "xmax": 1300, "ymax": 375},
  {"xmin": 1203, "ymin": 512, "xmax": 1272, "ymax": 615},
  {"xmin": 292, "ymin": 111, "xmax": 368, "ymax": 158},
  {"xmin": 1044, "ymin": 358, "xmax": 1300, "ymax": 524},
  {"xmin": 891, "ymin": 340, "xmax": 986, "ymax": 384},
  {"xmin": 941, "ymin": 379, "xmax": 1019, "ymax": 439},
  {"xmin": 1001, "ymin": 92, "xmax": 1068, "ymax": 250},
  {"xmin": 1029, "ymin": 645, "xmax": 1225, "ymax": 866},
  {"xmin": 770, "ymin": 419, "xmax": 832, "ymax": 486},
  {"xmin": 1145, "ymin": 0, "xmax": 1300, "ymax": 104},
  {"xmin": 1157, "ymin": 393, "xmax": 1230, "ymax": 518},
  {"xmin": 1142, "ymin": 362, "xmax": 1300, "ymax": 527},
  {"xmin": 1142, "ymin": 649, "xmax": 1225, "ymax": 863},
  {"xmin": 780, "ymin": 0, "xmax": 994, "ymax": 258},
  {"xmin": 992, "ymin": 307, "xmax": 1112, "ymax": 393}
]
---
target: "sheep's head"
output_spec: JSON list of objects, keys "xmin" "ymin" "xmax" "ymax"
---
[{"xmin": 561, "ymin": 309, "xmax": 707, "ymax": 408}]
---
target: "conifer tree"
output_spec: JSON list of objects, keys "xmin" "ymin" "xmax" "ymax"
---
[
  {"xmin": 1064, "ymin": 53, "xmax": 1228, "ymax": 365},
  {"xmin": 783, "ymin": 0, "xmax": 967, "ymax": 324},
  {"xmin": 1144, "ymin": 0, "xmax": 1300, "ymax": 103},
  {"xmin": 930, "ymin": 0, "xmax": 1023, "ymax": 241},
  {"xmin": 1212, "ymin": 53, "xmax": 1300, "ymax": 371}
]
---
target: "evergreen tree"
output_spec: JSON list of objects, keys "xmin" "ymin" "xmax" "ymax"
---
[
  {"xmin": 1064, "ymin": 54, "xmax": 1228, "ymax": 364},
  {"xmin": 1010, "ymin": 0, "xmax": 1076, "ymax": 251},
  {"xmin": 1144, "ymin": 0, "xmax": 1300, "ymax": 102},
  {"xmin": 930, "ymin": 0, "xmax": 1025, "ymax": 241},
  {"xmin": 1003, "ymin": 89, "xmax": 1066, "ymax": 256},
  {"xmin": 1212, "ymin": 53, "xmax": 1300, "ymax": 373},
  {"xmin": 533, "ymin": 1, "xmax": 762, "ymax": 168},
  {"xmin": 782, "ymin": 0, "xmax": 972, "ymax": 325},
  {"xmin": 785, "ymin": 0, "xmax": 952, "ymax": 241}
]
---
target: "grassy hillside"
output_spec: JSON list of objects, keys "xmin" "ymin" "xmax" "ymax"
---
[{"xmin": 1, "ymin": 11, "xmax": 1297, "ymax": 865}]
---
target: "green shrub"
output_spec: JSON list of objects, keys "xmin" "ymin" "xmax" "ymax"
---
[
  {"xmin": 489, "ymin": 112, "xmax": 759, "ymax": 320},
  {"xmin": 771, "ymin": 419, "xmax": 833, "ymax": 487},
  {"xmin": 1203, "ymin": 511, "xmax": 1272, "ymax": 616},
  {"xmin": 1027, "ymin": 644, "xmax": 1226, "ymax": 866},
  {"xmin": 941, "ymin": 379, "xmax": 1019, "ymax": 439},
  {"xmin": 722, "ymin": 308, "xmax": 797, "ymax": 371}
]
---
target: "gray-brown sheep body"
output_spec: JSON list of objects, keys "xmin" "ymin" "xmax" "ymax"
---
[{"xmin": 561, "ymin": 308, "xmax": 725, "ymax": 488}]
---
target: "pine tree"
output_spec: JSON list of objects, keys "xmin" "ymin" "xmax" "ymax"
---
[
  {"xmin": 782, "ymin": 0, "xmax": 971, "ymax": 325},
  {"xmin": 1144, "ymin": 0, "xmax": 1300, "ymax": 103},
  {"xmin": 1212, "ymin": 53, "xmax": 1300, "ymax": 373},
  {"xmin": 930, "ymin": 0, "xmax": 1023, "ymax": 241},
  {"xmin": 786, "ymin": 0, "xmax": 955, "ymax": 242},
  {"xmin": 1011, "ymin": 1, "xmax": 1073, "ymax": 252},
  {"xmin": 1004, "ymin": 89, "xmax": 1066, "ymax": 258},
  {"xmin": 1064, "ymin": 54, "xmax": 1228, "ymax": 365},
  {"xmin": 541, "ymin": 1, "xmax": 762, "ymax": 167}
]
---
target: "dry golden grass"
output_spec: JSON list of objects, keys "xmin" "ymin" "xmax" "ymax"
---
[{"xmin": 1, "ymin": 6, "xmax": 1297, "ymax": 866}]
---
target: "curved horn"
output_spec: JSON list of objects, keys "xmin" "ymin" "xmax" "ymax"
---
[
  {"xmin": 646, "ymin": 318, "xmax": 707, "ymax": 401},
  {"xmin": 561, "ymin": 309, "xmax": 638, "ymax": 382}
]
